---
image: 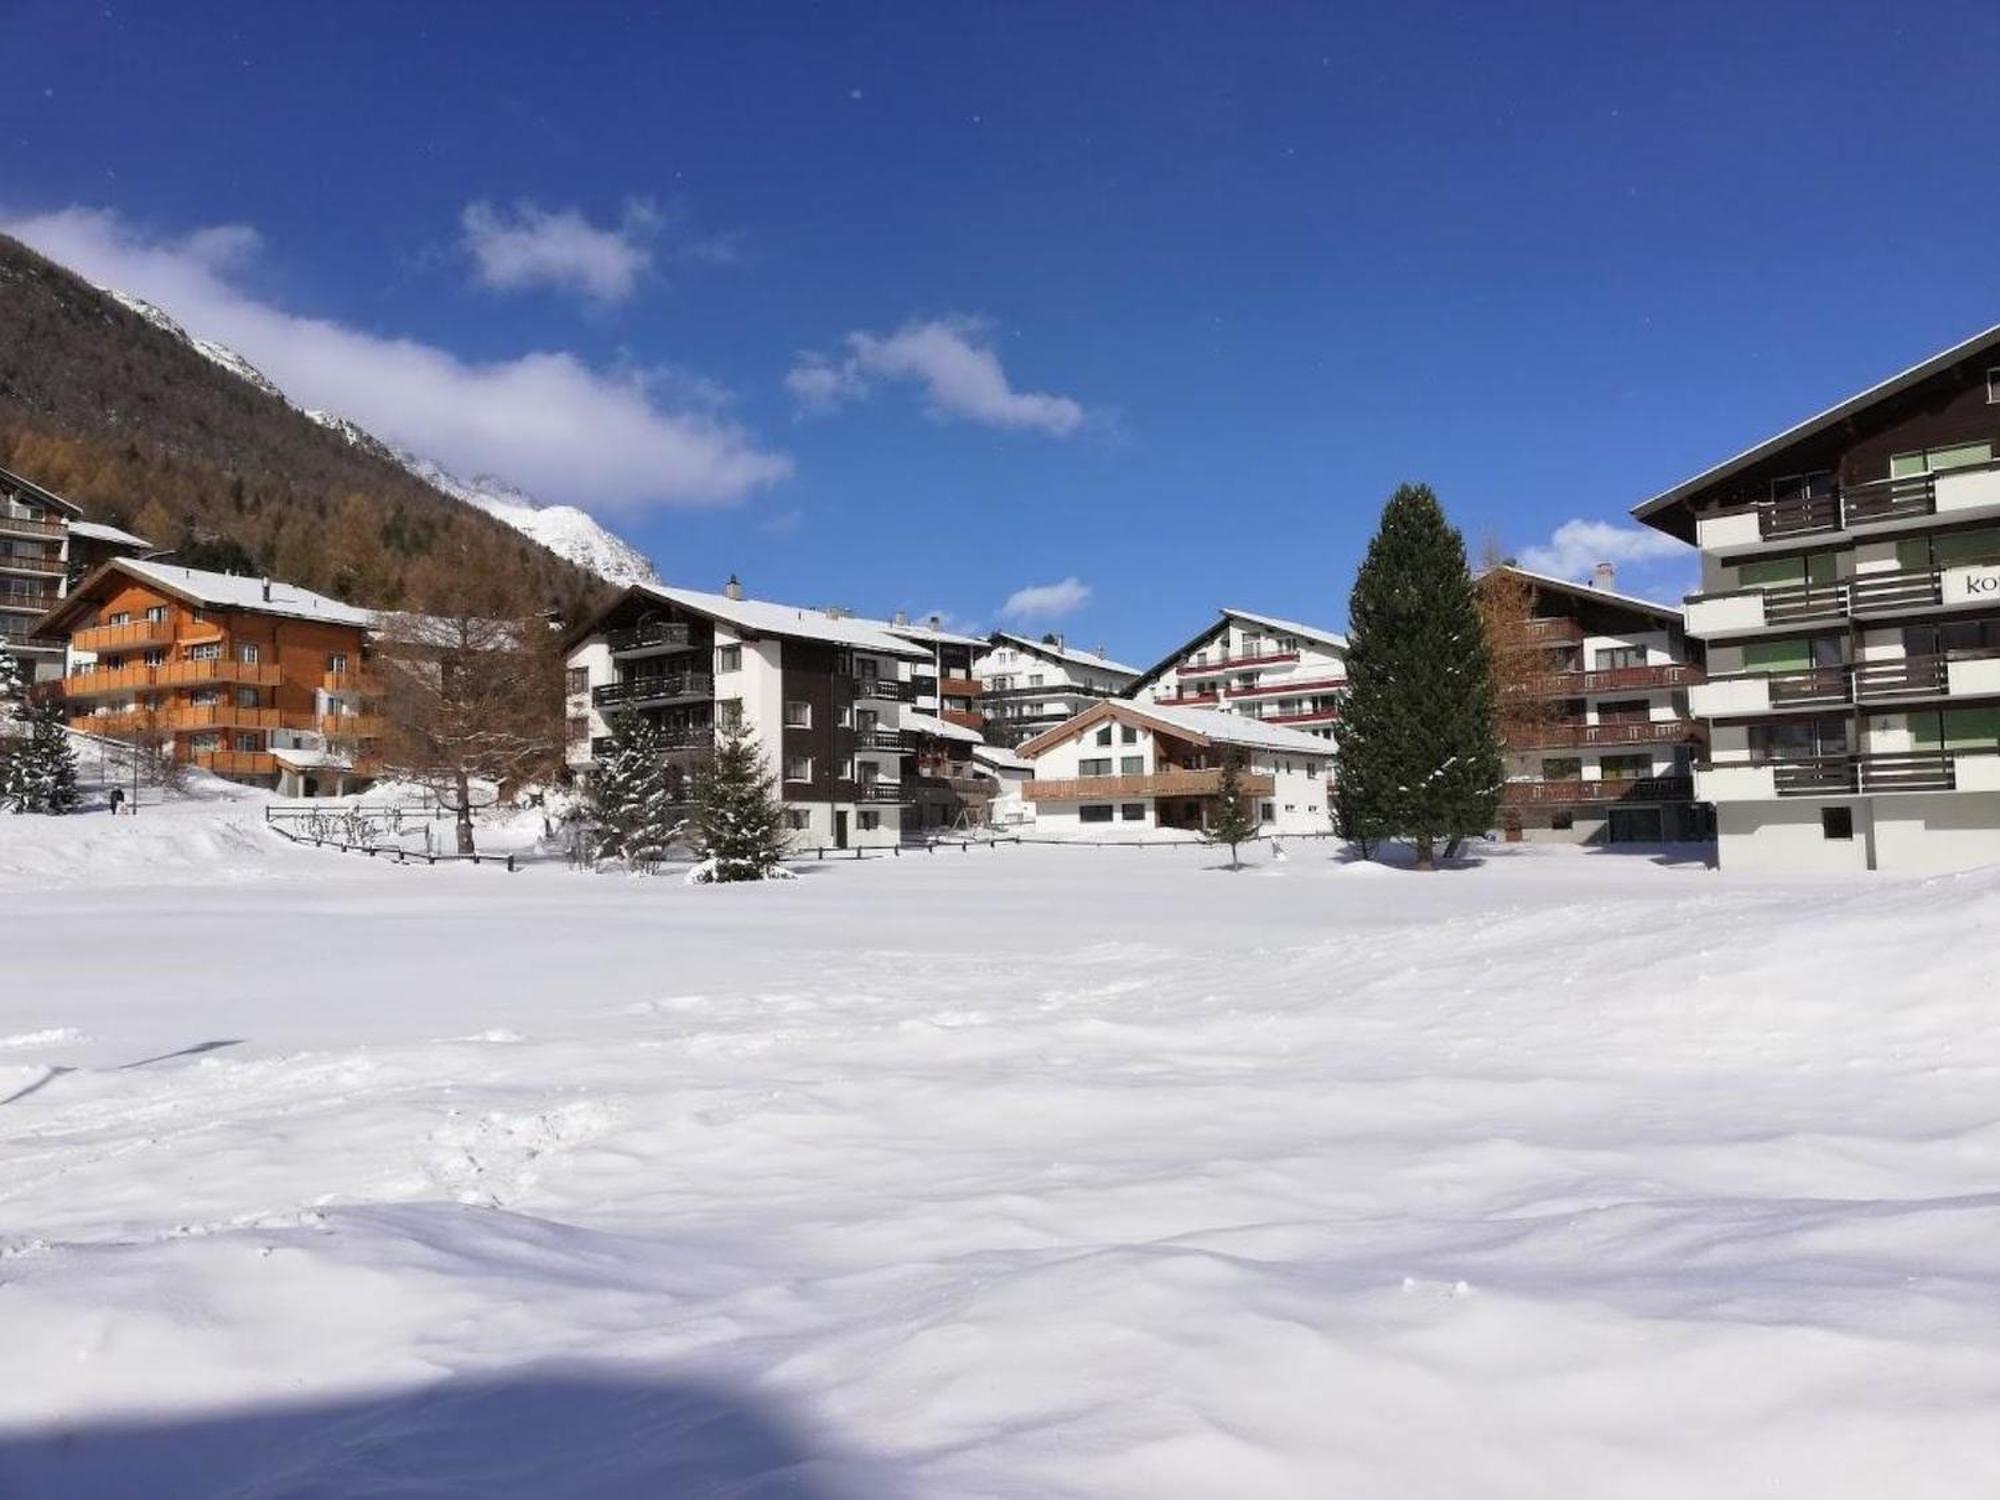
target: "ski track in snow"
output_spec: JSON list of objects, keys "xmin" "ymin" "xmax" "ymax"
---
[{"xmin": 2, "ymin": 799, "xmax": 2000, "ymax": 1497}]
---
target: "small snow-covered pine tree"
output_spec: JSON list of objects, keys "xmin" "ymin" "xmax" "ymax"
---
[
  {"xmin": 1205, "ymin": 749, "xmax": 1260, "ymax": 869},
  {"xmin": 4, "ymin": 701, "xmax": 81, "ymax": 815},
  {"xmin": 687, "ymin": 729, "xmax": 791, "ymax": 883},
  {"xmin": 585, "ymin": 713, "xmax": 684, "ymax": 871},
  {"xmin": 0, "ymin": 641, "xmax": 28, "ymax": 803}
]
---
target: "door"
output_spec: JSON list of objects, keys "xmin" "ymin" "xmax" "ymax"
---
[{"xmin": 834, "ymin": 810, "xmax": 849, "ymax": 849}]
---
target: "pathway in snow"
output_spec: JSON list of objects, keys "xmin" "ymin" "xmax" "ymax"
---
[{"xmin": 2, "ymin": 807, "xmax": 1998, "ymax": 1497}]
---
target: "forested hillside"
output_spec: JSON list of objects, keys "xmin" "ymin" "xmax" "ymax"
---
[{"xmin": 0, "ymin": 234, "xmax": 606, "ymax": 619}]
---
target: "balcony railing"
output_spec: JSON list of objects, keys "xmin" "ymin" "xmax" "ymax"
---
[
  {"xmin": 318, "ymin": 713, "xmax": 388, "ymax": 739},
  {"xmin": 1747, "ymin": 468, "xmax": 1974, "ymax": 541},
  {"xmin": 0, "ymin": 510, "xmax": 66, "ymax": 541},
  {"xmin": 606, "ymin": 620, "xmax": 693, "ymax": 653},
  {"xmin": 74, "ymin": 617, "xmax": 180, "ymax": 653},
  {"xmin": 939, "ymin": 708, "xmax": 986, "ymax": 731},
  {"xmin": 1715, "ymin": 752, "xmax": 1972, "ymax": 797},
  {"xmin": 189, "ymin": 749, "xmax": 278, "ymax": 778},
  {"xmin": 60, "ymin": 660, "xmax": 283, "ymax": 697},
  {"xmin": 1520, "ymin": 662, "xmax": 1704, "ymax": 696},
  {"xmin": 939, "ymin": 675, "xmax": 982, "ymax": 699},
  {"xmin": 851, "ymin": 781, "xmax": 904, "ymax": 804},
  {"xmin": 849, "ymin": 676, "xmax": 914, "ymax": 702},
  {"xmin": 594, "ymin": 673, "xmax": 714, "ymax": 708},
  {"xmin": 1023, "ymin": 768, "xmax": 1278, "ymax": 803},
  {"xmin": 1500, "ymin": 775, "xmax": 1694, "ymax": 806},
  {"xmin": 1177, "ymin": 650, "xmax": 1299, "ymax": 678},
  {"xmin": 0, "ymin": 551, "xmax": 64, "ymax": 576},
  {"xmin": 1523, "ymin": 618, "xmax": 1585, "ymax": 644},
  {"xmin": 854, "ymin": 729, "xmax": 909, "ymax": 752},
  {"xmin": 1505, "ymin": 717, "xmax": 1701, "ymax": 750}
]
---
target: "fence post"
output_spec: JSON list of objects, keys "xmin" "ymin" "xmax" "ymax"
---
[{"xmin": 507, "ymin": 854, "xmax": 516, "ymax": 873}]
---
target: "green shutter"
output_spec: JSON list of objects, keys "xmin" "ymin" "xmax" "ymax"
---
[
  {"xmin": 1890, "ymin": 450, "xmax": 1928, "ymax": 479},
  {"xmin": 1737, "ymin": 556, "xmax": 1805, "ymax": 588},
  {"xmin": 1742, "ymin": 639, "xmax": 1812, "ymax": 674},
  {"xmin": 1929, "ymin": 441, "xmax": 1993, "ymax": 472},
  {"xmin": 1941, "ymin": 706, "xmax": 2000, "ymax": 750}
]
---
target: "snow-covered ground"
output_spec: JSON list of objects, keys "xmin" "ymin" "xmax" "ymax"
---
[{"xmin": 3, "ymin": 800, "xmax": 1999, "ymax": 1497}]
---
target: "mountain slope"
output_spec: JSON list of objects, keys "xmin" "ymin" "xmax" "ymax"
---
[{"xmin": 0, "ymin": 233, "xmax": 614, "ymax": 617}]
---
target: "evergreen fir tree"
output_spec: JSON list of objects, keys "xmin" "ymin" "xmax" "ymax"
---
[
  {"xmin": 1332, "ymin": 483, "xmax": 1502, "ymax": 870},
  {"xmin": 584, "ymin": 713, "xmax": 684, "ymax": 871},
  {"xmin": 0, "ymin": 641, "xmax": 27, "ymax": 804},
  {"xmin": 1204, "ymin": 748, "xmax": 1260, "ymax": 869},
  {"xmin": 4, "ymin": 701, "xmax": 81, "ymax": 815},
  {"xmin": 687, "ymin": 729, "xmax": 792, "ymax": 883}
]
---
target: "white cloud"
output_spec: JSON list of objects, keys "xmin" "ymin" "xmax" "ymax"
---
[
  {"xmin": 1000, "ymin": 576, "xmax": 1091, "ymax": 621},
  {"xmin": 787, "ymin": 317, "xmax": 1086, "ymax": 436},
  {"xmin": 4, "ymin": 206, "xmax": 790, "ymax": 512},
  {"xmin": 461, "ymin": 199, "xmax": 656, "ymax": 303},
  {"xmin": 1516, "ymin": 519, "xmax": 1692, "ymax": 582}
]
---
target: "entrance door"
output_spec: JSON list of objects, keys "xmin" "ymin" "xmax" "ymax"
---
[{"xmin": 834, "ymin": 810, "xmax": 849, "ymax": 849}]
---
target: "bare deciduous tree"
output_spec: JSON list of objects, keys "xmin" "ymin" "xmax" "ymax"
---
[{"xmin": 376, "ymin": 544, "xmax": 563, "ymax": 855}]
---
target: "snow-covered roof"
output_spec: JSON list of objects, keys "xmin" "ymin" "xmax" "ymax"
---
[
  {"xmin": 66, "ymin": 519, "xmax": 154, "ymax": 549},
  {"xmin": 632, "ymin": 585, "xmax": 932, "ymax": 659},
  {"xmin": 1221, "ymin": 607, "xmax": 1348, "ymax": 652},
  {"xmin": 883, "ymin": 620, "xmax": 988, "ymax": 649},
  {"xmin": 270, "ymin": 747, "xmax": 355, "ymax": 771},
  {"xmin": 52, "ymin": 558, "xmax": 373, "ymax": 630},
  {"xmin": 1122, "ymin": 702, "xmax": 1337, "ymax": 755},
  {"xmin": 988, "ymin": 632, "xmax": 1140, "ymax": 677},
  {"xmin": 1478, "ymin": 564, "xmax": 1684, "ymax": 623},
  {"xmin": 972, "ymin": 743, "xmax": 1031, "ymax": 771},
  {"xmin": 901, "ymin": 710, "xmax": 983, "ymax": 744}
]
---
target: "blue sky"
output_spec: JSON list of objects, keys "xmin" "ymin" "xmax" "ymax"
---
[{"xmin": 4, "ymin": 1, "xmax": 1999, "ymax": 660}]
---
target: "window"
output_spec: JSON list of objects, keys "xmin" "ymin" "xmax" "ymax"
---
[
  {"xmin": 190, "ymin": 733, "xmax": 220, "ymax": 753},
  {"xmin": 566, "ymin": 715, "xmax": 589, "ymax": 744},
  {"xmin": 145, "ymin": 605, "xmax": 168, "ymax": 624},
  {"xmin": 1891, "ymin": 441, "xmax": 1994, "ymax": 477},
  {"xmin": 1260, "ymin": 802, "xmax": 1275, "ymax": 822},
  {"xmin": 1749, "ymin": 716, "xmax": 1849, "ymax": 760},
  {"xmin": 566, "ymin": 667, "xmax": 589, "ymax": 695},
  {"xmin": 784, "ymin": 701, "xmax": 811, "ymax": 728},
  {"xmin": 107, "ymin": 611, "xmax": 130, "ymax": 625},
  {"xmin": 1095, "ymin": 726, "xmax": 1113, "ymax": 745},
  {"xmin": 785, "ymin": 809, "xmax": 810, "ymax": 831},
  {"xmin": 1542, "ymin": 757, "xmax": 1583, "ymax": 781},
  {"xmin": 1029, "ymin": 673, "xmax": 1044, "ymax": 687},
  {"xmin": 1821, "ymin": 806, "xmax": 1854, "ymax": 841},
  {"xmin": 1078, "ymin": 757, "xmax": 1113, "ymax": 776},
  {"xmin": 1120, "ymin": 803, "xmax": 1146, "ymax": 821},
  {"xmin": 1121, "ymin": 725, "xmax": 1139, "ymax": 744},
  {"xmin": 1079, "ymin": 804, "xmax": 1115, "ymax": 823},
  {"xmin": 234, "ymin": 733, "xmax": 260, "ymax": 752},
  {"xmin": 717, "ymin": 698, "xmax": 744, "ymax": 731},
  {"xmin": 328, "ymin": 651, "xmax": 349, "ymax": 674},
  {"xmin": 237, "ymin": 642, "xmax": 260, "ymax": 665},
  {"xmin": 784, "ymin": 755, "xmax": 812, "ymax": 782},
  {"xmin": 1600, "ymin": 754, "xmax": 1653, "ymax": 782},
  {"xmin": 1594, "ymin": 646, "xmax": 1645, "ymax": 671},
  {"xmin": 859, "ymin": 810, "xmax": 880, "ymax": 832},
  {"xmin": 187, "ymin": 642, "xmax": 222, "ymax": 662},
  {"xmin": 236, "ymin": 687, "xmax": 259, "ymax": 708},
  {"xmin": 141, "ymin": 649, "xmax": 166, "ymax": 667},
  {"xmin": 1120, "ymin": 755, "xmax": 1144, "ymax": 774},
  {"xmin": 1596, "ymin": 698, "xmax": 1651, "ymax": 724},
  {"xmin": 1769, "ymin": 472, "xmax": 1833, "ymax": 505}
]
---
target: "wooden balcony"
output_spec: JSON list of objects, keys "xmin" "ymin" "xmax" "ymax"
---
[
  {"xmin": 854, "ymin": 728, "xmax": 910, "ymax": 753},
  {"xmin": 606, "ymin": 620, "xmax": 694, "ymax": 653},
  {"xmin": 0, "ymin": 551, "xmax": 64, "ymax": 576},
  {"xmin": 939, "ymin": 674, "xmax": 982, "ymax": 699},
  {"xmin": 1504, "ymin": 717, "xmax": 1701, "ymax": 750},
  {"xmin": 321, "ymin": 670, "xmax": 378, "ymax": 695},
  {"xmin": 1024, "ymin": 768, "xmax": 1277, "ymax": 803},
  {"xmin": 61, "ymin": 660, "xmax": 283, "ymax": 698},
  {"xmin": 0, "ymin": 510, "xmax": 67, "ymax": 541},
  {"xmin": 1152, "ymin": 692, "xmax": 1221, "ymax": 708},
  {"xmin": 318, "ymin": 713, "xmax": 389, "ymax": 739},
  {"xmin": 939, "ymin": 708, "xmax": 986, "ymax": 731},
  {"xmin": 594, "ymin": 673, "xmax": 714, "ymax": 708},
  {"xmin": 189, "ymin": 749, "xmax": 278, "ymax": 778},
  {"xmin": 1520, "ymin": 662, "xmax": 1704, "ymax": 696},
  {"xmin": 74, "ymin": 617, "xmax": 180, "ymax": 653},
  {"xmin": 1501, "ymin": 775, "xmax": 1694, "ymax": 807},
  {"xmin": 1523, "ymin": 618, "xmax": 1584, "ymax": 645}
]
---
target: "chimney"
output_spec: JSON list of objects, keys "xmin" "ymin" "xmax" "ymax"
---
[
  {"xmin": 261, "ymin": 578, "xmax": 272, "ymax": 602},
  {"xmin": 723, "ymin": 573, "xmax": 743, "ymax": 601},
  {"xmin": 928, "ymin": 613, "xmax": 941, "ymax": 631},
  {"xmin": 1591, "ymin": 562, "xmax": 1616, "ymax": 591},
  {"xmin": 893, "ymin": 610, "xmax": 909, "ymax": 627}
]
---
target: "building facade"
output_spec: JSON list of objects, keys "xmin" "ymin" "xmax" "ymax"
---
[
  {"xmin": 563, "ymin": 578, "xmax": 933, "ymax": 849},
  {"xmin": 1483, "ymin": 565, "xmax": 1709, "ymax": 844},
  {"xmin": 974, "ymin": 633, "xmax": 1140, "ymax": 746},
  {"xmin": 1125, "ymin": 608, "xmax": 1347, "ymax": 740},
  {"xmin": 36, "ymin": 558, "xmax": 378, "ymax": 791},
  {"xmin": 1635, "ymin": 323, "xmax": 2000, "ymax": 873},
  {"xmin": 1017, "ymin": 699, "xmax": 1335, "ymax": 836},
  {"xmin": 0, "ymin": 466, "xmax": 154, "ymax": 684}
]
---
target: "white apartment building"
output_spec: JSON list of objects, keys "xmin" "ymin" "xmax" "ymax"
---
[
  {"xmin": 1017, "ymin": 699, "xmax": 1336, "ymax": 836},
  {"xmin": 563, "ymin": 577, "xmax": 933, "ymax": 850},
  {"xmin": 1635, "ymin": 323, "xmax": 2000, "ymax": 873},
  {"xmin": 1481, "ymin": 565, "xmax": 1709, "ymax": 845},
  {"xmin": 1125, "ymin": 608, "xmax": 1348, "ymax": 739},
  {"xmin": 974, "ymin": 633, "xmax": 1140, "ymax": 746}
]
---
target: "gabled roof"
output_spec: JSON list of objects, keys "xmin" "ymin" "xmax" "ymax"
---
[
  {"xmin": 1632, "ymin": 321, "xmax": 2000, "ymax": 539},
  {"xmin": 985, "ymin": 631, "xmax": 1140, "ymax": 678},
  {"xmin": 901, "ymin": 709, "xmax": 983, "ymax": 745},
  {"xmin": 66, "ymin": 519, "xmax": 155, "ymax": 549},
  {"xmin": 0, "ymin": 465, "xmax": 84, "ymax": 518},
  {"xmin": 566, "ymin": 583, "xmax": 931, "ymax": 658},
  {"xmin": 882, "ymin": 620, "xmax": 988, "ymax": 650},
  {"xmin": 1477, "ymin": 564, "xmax": 1684, "ymax": 625},
  {"xmin": 1017, "ymin": 698, "xmax": 1336, "ymax": 760},
  {"xmin": 37, "ymin": 557, "xmax": 373, "ymax": 635},
  {"xmin": 1125, "ymin": 607, "xmax": 1347, "ymax": 694},
  {"xmin": 972, "ymin": 743, "xmax": 1032, "ymax": 772}
]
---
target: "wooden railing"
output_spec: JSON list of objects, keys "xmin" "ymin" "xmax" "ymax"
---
[
  {"xmin": 594, "ymin": 673, "xmax": 714, "ymax": 707},
  {"xmin": 0, "ymin": 551, "xmax": 64, "ymax": 576},
  {"xmin": 319, "ymin": 714, "xmax": 388, "ymax": 739},
  {"xmin": 854, "ymin": 729, "xmax": 909, "ymax": 752},
  {"xmin": 1520, "ymin": 662, "xmax": 1704, "ymax": 696},
  {"xmin": 1505, "ymin": 717, "xmax": 1700, "ymax": 750},
  {"xmin": 190, "ymin": 749, "xmax": 278, "ymax": 777},
  {"xmin": 1024, "ymin": 768, "xmax": 1277, "ymax": 803},
  {"xmin": 61, "ymin": 660, "xmax": 282, "ymax": 697},
  {"xmin": 938, "ymin": 675, "xmax": 982, "ymax": 699},
  {"xmin": 1732, "ymin": 465, "xmax": 1983, "ymax": 541},
  {"xmin": 1523, "ymin": 618, "xmax": 1584, "ymax": 644},
  {"xmin": 1501, "ymin": 775, "xmax": 1693, "ymax": 806},
  {"xmin": 0, "ymin": 510, "xmax": 66, "ymax": 541},
  {"xmin": 1177, "ymin": 650, "xmax": 1299, "ymax": 677},
  {"xmin": 606, "ymin": 620, "xmax": 693, "ymax": 652},
  {"xmin": 74, "ymin": 617, "xmax": 181, "ymax": 653}
]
